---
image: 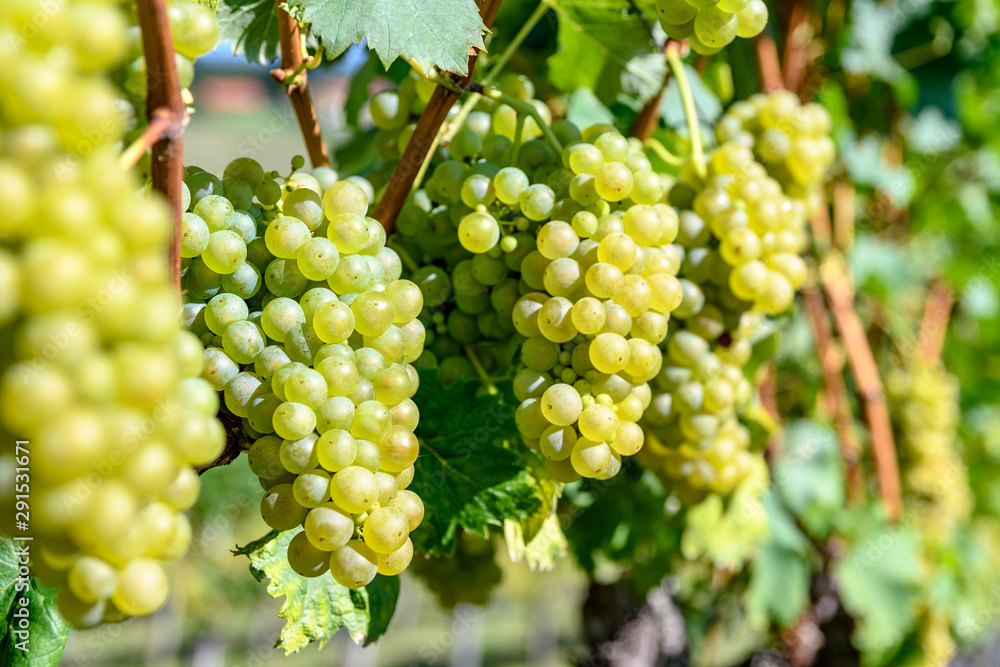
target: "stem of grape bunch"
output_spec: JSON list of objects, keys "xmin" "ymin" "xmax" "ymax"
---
[
  {"xmin": 665, "ymin": 43, "xmax": 706, "ymax": 180},
  {"xmin": 135, "ymin": 0, "xmax": 188, "ymax": 294},
  {"xmin": 271, "ymin": 0, "xmax": 330, "ymax": 168}
]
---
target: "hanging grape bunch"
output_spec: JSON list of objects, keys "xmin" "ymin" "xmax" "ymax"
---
[
  {"xmin": 0, "ymin": 0, "xmax": 223, "ymax": 627},
  {"xmin": 656, "ymin": 0, "xmax": 769, "ymax": 54},
  {"xmin": 179, "ymin": 158, "xmax": 426, "ymax": 588}
]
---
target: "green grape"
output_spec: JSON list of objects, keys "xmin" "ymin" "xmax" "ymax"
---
[
  {"xmin": 180, "ymin": 212, "xmax": 210, "ymax": 258},
  {"xmin": 694, "ymin": 6, "xmax": 738, "ymax": 48},
  {"xmin": 351, "ymin": 291, "xmax": 395, "ymax": 337},
  {"xmin": 224, "ymin": 157, "xmax": 266, "ymax": 189},
  {"xmin": 362, "ymin": 507, "xmax": 409, "ymax": 554},
  {"xmin": 329, "ymin": 540, "xmax": 378, "ymax": 589},
  {"xmin": 220, "ymin": 261, "xmax": 262, "ymax": 298},
  {"xmin": 227, "ymin": 211, "xmax": 257, "ymax": 244},
  {"xmin": 519, "ymin": 184, "xmax": 556, "ymax": 221},
  {"xmin": 458, "ymin": 212, "xmax": 501, "ymax": 253},
  {"xmin": 260, "ymin": 483, "xmax": 308, "ymax": 530},
  {"xmin": 221, "ymin": 320, "xmax": 265, "ymax": 365},
  {"xmin": 735, "ymin": 0, "xmax": 768, "ymax": 37},
  {"xmin": 273, "ymin": 401, "xmax": 317, "ymax": 440},
  {"xmin": 256, "ymin": 178, "xmax": 282, "ymax": 206},
  {"xmin": 204, "ymin": 293, "xmax": 249, "ymax": 335},
  {"xmin": 316, "ymin": 397, "xmax": 356, "ymax": 434},
  {"xmin": 369, "ymin": 90, "xmax": 409, "ymax": 130},
  {"xmin": 110, "ymin": 559, "xmax": 169, "ymax": 617},
  {"xmin": 249, "ymin": 436, "xmax": 287, "ymax": 479},
  {"xmin": 317, "ymin": 429, "xmax": 358, "ymax": 471},
  {"xmin": 293, "ymin": 469, "xmax": 332, "ymax": 508},
  {"xmin": 304, "ymin": 504, "xmax": 355, "ymax": 551},
  {"xmin": 261, "ymin": 297, "xmax": 305, "ymax": 342},
  {"xmin": 294, "ymin": 237, "xmax": 340, "ymax": 281},
  {"xmin": 594, "ymin": 162, "xmax": 634, "ymax": 201},
  {"xmin": 591, "ymin": 333, "xmax": 631, "ymax": 374},
  {"xmin": 202, "ymin": 231, "xmax": 246, "ymax": 274},
  {"xmin": 536, "ymin": 221, "xmax": 580, "ymax": 260},
  {"xmin": 284, "ymin": 368, "xmax": 328, "ymax": 408},
  {"xmin": 329, "ymin": 466, "xmax": 378, "ymax": 513},
  {"xmin": 568, "ymin": 143, "xmax": 604, "ymax": 175},
  {"xmin": 287, "ymin": 530, "xmax": 330, "ymax": 578},
  {"xmin": 493, "ymin": 167, "xmax": 529, "ymax": 204},
  {"xmin": 264, "ymin": 258, "xmax": 309, "ymax": 298},
  {"xmin": 460, "ymin": 174, "xmax": 495, "ymax": 208},
  {"xmin": 265, "ymin": 216, "xmax": 311, "ymax": 259},
  {"xmin": 284, "ymin": 187, "xmax": 325, "ymax": 231},
  {"xmin": 540, "ymin": 383, "xmax": 584, "ymax": 427}
]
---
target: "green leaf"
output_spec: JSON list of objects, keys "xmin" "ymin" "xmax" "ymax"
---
[
  {"xmin": 744, "ymin": 497, "xmax": 811, "ymax": 628},
  {"xmin": 566, "ymin": 87, "xmax": 615, "ymax": 129},
  {"xmin": 247, "ymin": 529, "xmax": 400, "ymax": 652},
  {"xmin": 294, "ymin": 0, "xmax": 486, "ymax": 75},
  {"xmin": 547, "ymin": 1, "xmax": 660, "ymax": 103},
  {"xmin": 772, "ymin": 420, "xmax": 845, "ymax": 535},
  {"xmin": 410, "ymin": 369, "xmax": 546, "ymax": 556},
  {"xmin": 504, "ymin": 513, "xmax": 568, "ymax": 572},
  {"xmin": 833, "ymin": 510, "xmax": 922, "ymax": 662},
  {"xmin": 0, "ymin": 538, "xmax": 69, "ymax": 667},
  {"xmin": 216, "ymin": 0, "xmax": 281, "ymax": 65}
]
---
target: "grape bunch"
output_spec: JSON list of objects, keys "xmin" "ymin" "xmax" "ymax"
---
[
  {"xmin": 0, "ymin": 0, "xmax": 222, "ymax": 627},
  {"xmin": 639, "ymin": 328, "xmax": 763, "ymax": 502},
  {"xmin": 655, "ymin": 0, "xmax": 769, "ymax": 55},
  {"xmin": 180, "ymin": 159, "xmax": 427, "ymax": 588},
  {"xmin": 887, "ymin": 360, "xmax": 973, "ymax": 543},
  {"xmin": 716, "ymin": 90, "xmax": 836, "ymax": 204}
]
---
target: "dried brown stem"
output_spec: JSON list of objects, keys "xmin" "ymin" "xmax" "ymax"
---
[
  {"xmin": 272, "ymin": 0, "xmax": 330, "ymax": 169},
  {"xmin": 120, "ymin": 108, "xmax": 179, "ymax": 169},
  {"xmin": 918, "ymin": 281, "xmax": 954, "ymax": 363},
  {"xmin": 755, "ymin": 33, "xmax": 785, "ymax": 93},
  {"xmin": 136, "ymin": 0, "xmax": 187, "ymax": 294},
  {"xmin": 803, "ymin": 288, "xmax": 864, "ymax": 503},
  {"xmin": 782, "ymin": 1, "xmax": 812, "ymax": 94},
  {"xmin": 372, "ymin": 0, "xmax": 503, "ymax": 231},
  {"xmin": 820, "ymin": 247, "xmax": 902, "ymax": 522}
]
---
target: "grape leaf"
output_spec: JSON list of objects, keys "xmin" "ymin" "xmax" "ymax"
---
[
  {"xmin": 292, "ymin": 0, "xmax": 487, "ymax": 75},
  {"xmin": 410, "ymin": 369, "xmax": 546, "ymax": 556},
  {"xmin": 216, "ymin": 0, "xmax": 281, "ymax": 65},
  {"xmin": 833, "ymin": 510, "xmax": 922, "ymax": 661},
  {"xmin": 547, "ymin": 0, "xmax": 661, "ymax": 103},
  {"xmin": 771, "ymin": 420, "xmax": 844, "ymax": 535},
  {"xmin": 566, "ymin": 87, "xmax": 616, "ymax": 129},
  {"xmin": 744, "ymin": 497, "xmax": 811, "ymax": 628},
  {"xmin": 246, "ymin": 530, "xmax": 400, "ymax": 653},
  {"xmin": 0, "ymin": 538, "xmax": 69, "ymax": 667}
]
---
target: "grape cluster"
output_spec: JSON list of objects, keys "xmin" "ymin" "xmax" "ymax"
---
[
  {"xmin": 636, "ymin": 95, "xmax": 835, "ymax": 499},
  {"xmin": 0, "ymin": 0, "xmax": 221, "ymax": 627},
  {"xmin": 887, "ymin": 360, "xmax": 973, "ymax": 543},
  {"xmin": 716, "ymin": 90, "xmax": 836, "ymax": 203},
  {"xmin": 181, "ymin": 159, "xmax": 427, "ymax": 588},
  {"xmin": 655, "ymin": 0, "xmax": 769, "ymax": 55},
  {"xmin": 639, "ymin": 328, "xmax": 762, "ymax": 501}
]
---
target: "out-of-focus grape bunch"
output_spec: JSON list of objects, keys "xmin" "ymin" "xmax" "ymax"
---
[
  {"xmin": 638, "ymin": 91, "xmax": 834, "ymax": 502},
  {"xmin": 655, "ymin": 0, "xmax": 769, "ymax": 55},
  {"xmin": 180, "ymin": 157, "xmax": 426, "ymax": 588},
  {"xmin": 0, "ymin": 0, "xmax": 223, "ymax": 627},
  {"xmin": 887, "ymin": 360, "xmax": 973, "ymax": 543}
]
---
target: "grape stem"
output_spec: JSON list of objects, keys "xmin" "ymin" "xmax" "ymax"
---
[
  {"xmin": 643, "ymin": 137, "xmax": 684, "ymax": 167},
  {"xmin": 802, "ymin": 288, "xmax": 864, "ymax": 504},
  {"xmin": 270, "ymin": 0, "xmax": 331, "ymax": 169},
  {"xmin": 442, "ymin": 0, "xmax": 552, "ymax": 145},
  {"xmin": 917, "ymin": 281, "xmax": 954, "ymax": 363},
  {"xmin": 195, "ymin": 412, "xmax": 253, "ymax": 475},
  {"xmin": 119, "ymin": 107, "xmax": 184, "ymax": 170},
  {"xmin": 464, "ymin": 345, "xmax": 498, "ymax": 395},
  {"xmin": 135, "ymin": 0, "xmax": 187, "ymax": 294},
  {"xmin": 510, "ymin": 114, "xmax": 526, "ymax": 165},
  {"xmin": 372, "ymin": 0, "xmax": 505, "ymax": 231},
  {"xmin": 665, "ymin": 43, "xmax": 706, "ymax": 181}
]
